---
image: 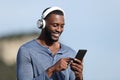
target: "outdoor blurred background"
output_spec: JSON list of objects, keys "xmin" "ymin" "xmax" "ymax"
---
[
  {"xmin": 0, "ymin": 0, "xmax": 120, "ymax": 80},
  {"xmin": 0, "ymin": 32, "xmax": 39, "ymax": 80}
]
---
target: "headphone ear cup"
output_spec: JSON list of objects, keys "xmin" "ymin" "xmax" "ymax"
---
[{"xmin": 37, "ymin": 19, "xmax": 46, "ymax": 29}]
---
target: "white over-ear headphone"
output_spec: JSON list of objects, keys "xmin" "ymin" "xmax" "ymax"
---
[{"xmin": 37, "ymin": 7, "xmax": 64, "ymax": 29}]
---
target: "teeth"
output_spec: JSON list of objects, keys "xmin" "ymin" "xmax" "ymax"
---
[
  {"xmin": 53, "ymin": 33, "xmax": 60, "ymax": 37},
  {"xmin": 54, "ymin": 34, "xmax": 59, "ymax": 36}
]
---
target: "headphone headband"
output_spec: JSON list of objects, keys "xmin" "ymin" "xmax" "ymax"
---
[
  {"xmin": 37, "ymin": 6, "xmax": 64, "ymax": 29},
  {"xmin": 42, "ymin": 6, "xmax": 64, "ymax": 19}
]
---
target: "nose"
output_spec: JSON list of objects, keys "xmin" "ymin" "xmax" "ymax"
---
[{"xmin": 56, "ymin": 26, "xmax": 63, "ymax": 32}]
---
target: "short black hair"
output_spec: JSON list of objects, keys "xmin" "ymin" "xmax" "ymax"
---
[{"xmin": 42, "ymin": 9, "xmax": 64, "ymax": 19}]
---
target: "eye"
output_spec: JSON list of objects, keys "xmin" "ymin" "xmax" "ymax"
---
[
  {"xmin": 53, "ymin": 23, "xmax": 59, "ymax": 27},
  {"xmin": 61, "ymin": 24, "xmax": 64, "ymax": 28},
  {"xmin": 52, "ymin": 23, "xmax": 64, "ymax": 28}
]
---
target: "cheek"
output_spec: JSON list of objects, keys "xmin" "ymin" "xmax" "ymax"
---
[
  {"xmin": 46, "ymin": 25, "xmax": 53, "ymax": 31},
  {"xmin": 60, "ymin": 28, "xmax": 64, "ymax": 33},
  {"xmin": 44, "ymin": 27, "xmax": 51, "ymax": 34},
  {"xmin": 62, "ymin": 28, "xmax": 64, "ymax": 31},
  {"xmin": 45, "ymin": 26, "xmax": 52, "ymax": 32}
]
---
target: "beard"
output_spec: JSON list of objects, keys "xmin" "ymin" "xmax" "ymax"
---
[{"xmin": 44, "ymin": 27, "xmax": 62, "ymax": 42}]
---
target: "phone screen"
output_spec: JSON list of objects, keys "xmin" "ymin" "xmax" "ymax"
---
[{"xmin": 75, "ymin": 49, "xmax": 87, "ymax": 61}]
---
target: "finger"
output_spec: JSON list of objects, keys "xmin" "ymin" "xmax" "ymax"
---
[
  {"xmin": 71, "ymin": 65, "xmax": 83, "ymax": 73},
  {"xmin": 60, "ymin": 58, "xmax": 71, "ymax": 66},
  {"xmin": 74, "ymin": 70, "xmax": 83, "ymax": 79},
  {"xmin": 63, "ymin": 57, "xmax": 72, "ymax": 61},
  {"xmin": 71, "ymin": 62, "xmax": 83, "ymax": 71},
  {"xmin": 63, "ymin": 57, "xmax": 72, "ymax": 64},
  {"xmin": 73, "ymin": 58, "xmax": 82, "ymax": 64},
  {"xmin": 71, "ymin": 63, "xmax": 83, "ymax": 69},
  {"xmin": 74, "ymin": 70, "xmax": 82, "ymax": 74}
]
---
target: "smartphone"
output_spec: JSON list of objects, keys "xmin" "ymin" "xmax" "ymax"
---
[{"xmin": 74, "ymin": 49, "xmax": 87, "ymax": 61}]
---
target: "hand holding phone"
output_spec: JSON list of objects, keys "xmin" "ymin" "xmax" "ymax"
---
[{"xmin": 70, "ymin": 49, "xmax": 87, "ymax": 77}]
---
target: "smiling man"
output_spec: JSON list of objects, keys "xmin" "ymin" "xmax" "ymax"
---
[{"xmin": 16, "ymin": 7, "xmax": 83, "ymax": 80}]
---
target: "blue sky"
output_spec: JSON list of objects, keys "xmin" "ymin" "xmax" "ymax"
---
[{"xmin": 0, "ymin": 0, "xmax": 120, "ymax": 80}]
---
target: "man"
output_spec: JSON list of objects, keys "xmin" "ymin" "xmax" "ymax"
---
[{"xmin": 16, "ymin": 6, "xmax": 83, "ymax": 80}]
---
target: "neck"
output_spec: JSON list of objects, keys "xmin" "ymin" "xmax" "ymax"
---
[{"xmin": 37, "ymin": 33, "xmax": 60, "ymax": 54}]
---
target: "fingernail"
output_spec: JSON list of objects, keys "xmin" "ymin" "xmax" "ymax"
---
[{"xmin": 74, "ymin": 58, "xmax": 77, "ymax": 61}]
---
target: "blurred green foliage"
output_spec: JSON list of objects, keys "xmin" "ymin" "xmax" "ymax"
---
[{"xmin": 0, "ymin": 60, "xmax": 16, "ymax": 80}]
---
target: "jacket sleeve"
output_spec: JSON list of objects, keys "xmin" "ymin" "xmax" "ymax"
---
[{"xmin": 16, "ymin": 46, "xmax": 50, "ymax": 80}]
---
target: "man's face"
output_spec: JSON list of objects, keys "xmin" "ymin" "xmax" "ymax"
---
[{"xmin": 44, "ymin": 14, "xmax": 64, "ymax": 42}]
